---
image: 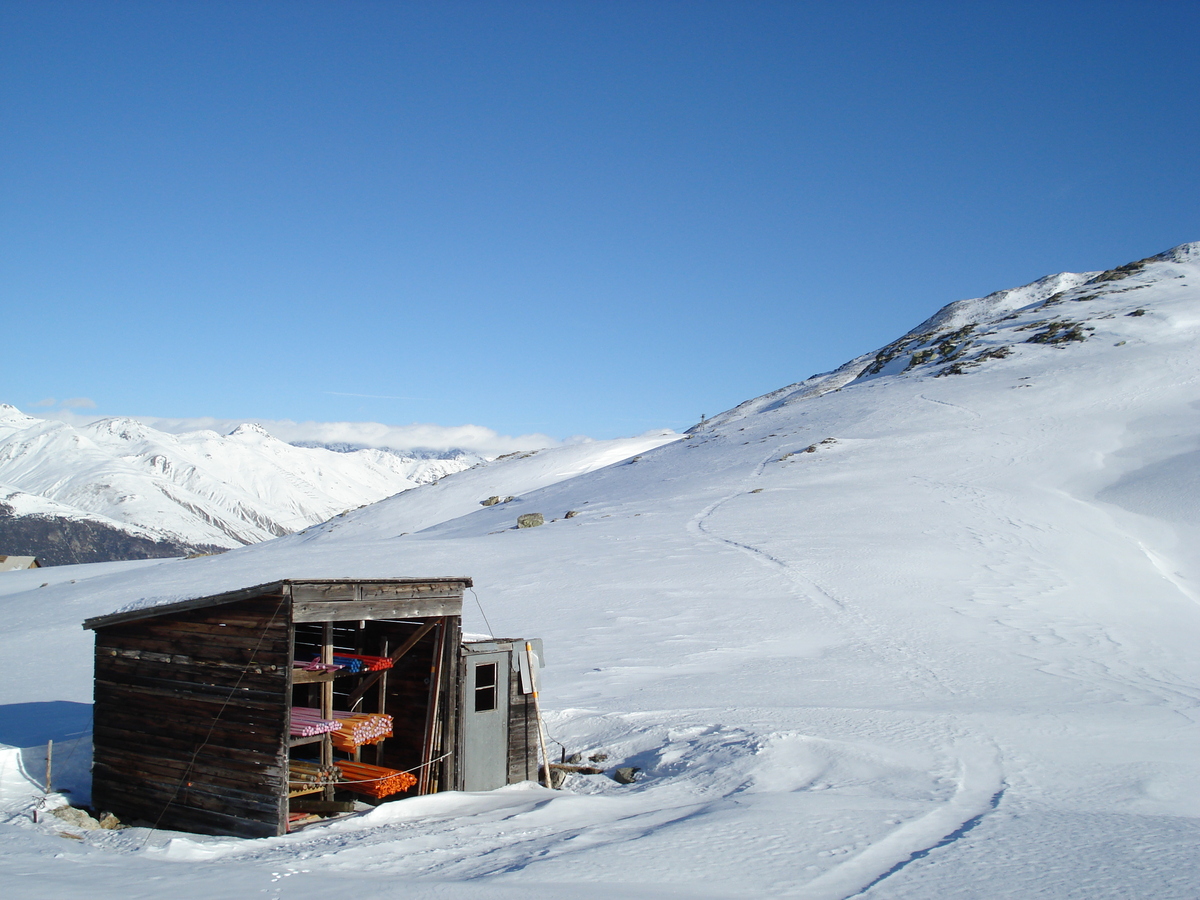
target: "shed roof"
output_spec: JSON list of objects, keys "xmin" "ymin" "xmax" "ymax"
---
[{"xmin": 82, "ymin": 576, "xmax": 473, "ymax": 630}]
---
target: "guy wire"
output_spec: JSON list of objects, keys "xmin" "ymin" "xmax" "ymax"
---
[{"xmin": 468, "ymin": 587, "xmax": 494, "ymax": 638}]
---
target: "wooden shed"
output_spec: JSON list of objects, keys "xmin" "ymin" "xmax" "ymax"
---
[
  {"xmin": 82, "ymin": 577, "xmax": 545, "ymax": 838},
  {"xmin": 0, "ymin": 555, "xmax": 41, "ymax": 572}
]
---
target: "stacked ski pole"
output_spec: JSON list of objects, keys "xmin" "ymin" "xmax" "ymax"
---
[
  {"xmin": 288, "ymin": 760, "xmax": 342, "ymax": 792},
  {"xmin": 330, "ymin": 711, "xmax": 393, "ymax": 752},
  {"xmin": 289, "ymin": 707, "xmax": 341, "ymax": 737},
  {"xmin": 336, "ymin": 762, "xmax": 416, "ymax": 798},
  {"xmin": 331, "ymin": 653, "xmax": 394, "ymax": 672}
]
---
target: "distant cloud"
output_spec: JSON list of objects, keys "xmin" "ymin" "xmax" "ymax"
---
[
  {"xmin": 22, "ymin": 396, "xmax": 563, "ymax": 456},
  {"xmin": 35, "ymin": 409, "xmax": 559, "ymax": 457},
  {"xmin": 195, "ymin": 418, "xmax": 558, "ymax": 457}
]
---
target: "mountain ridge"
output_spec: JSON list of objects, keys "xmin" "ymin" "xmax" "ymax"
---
[
  {"xmin": 0, "ymin": 407, "xmax": 480, "ymax": 559},
  {"xmin": 695, "ymin": 240, "xmax": 1198, "ymax": 431}
]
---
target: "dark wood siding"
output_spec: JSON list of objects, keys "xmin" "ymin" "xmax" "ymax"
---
[
  {"xmin": 506, "ymin": 663, "xmax": 539, "ymax": 784},
  {"xmin": 91, "ymin": 593, "xmax": 290, "ymax": 838}
]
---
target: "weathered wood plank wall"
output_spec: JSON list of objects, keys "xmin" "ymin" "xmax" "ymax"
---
[
  {"xmin": 91, "ymin": 593, "xmax": 291, "ymax": 838},
  {"xmin": 506, "ymin": 668, "xmax": 539, "ymax": 784}
]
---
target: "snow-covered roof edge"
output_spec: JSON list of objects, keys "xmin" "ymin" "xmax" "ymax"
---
[{"xmin": 82, "ymin": 576, "xmax": 474, "ymax": 630}]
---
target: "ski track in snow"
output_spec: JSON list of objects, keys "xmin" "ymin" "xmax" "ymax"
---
[
  {"xmin": 916, "ymin": 392, "xmax": 982, "ymax": 420},
  {"xmin": 1138, "ymin": 541, "xmax": 1200, "ymax": 608},
  {"xmin": 910, "ymin": 440, "xmax": 1200, "ymax": 733},
  {"xmin": 944, "ymin": 476, "xmax": 1200, "ymax": 724},
  {"xmin": 686, "ymin": 446, "xmax": 1009, "ymax": 899},
  {"xmin": 687, "ymin": 445, "xmax": 844, "ymax": 613},
  {"xmin": 689, "ymin": 443, "xmax": 969, "ymax": 705},
  {"xmin": 792, "ymin": 745, "xmax": 1005, "ymax": 900}
]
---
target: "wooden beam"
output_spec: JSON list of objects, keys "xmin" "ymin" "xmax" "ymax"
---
[
  {"xmin": 289, "ymin": 582, "xmax": 468, "ymax": 604},
  {"xmin": 550, "ymin": 764, "xmax": 605, "ymax": 775},
  {"xmin": 290, "ymin": 580, "xmax": 472, "ymax": 595},
  {"xmin": 344, "ymin": 621, "xmax": 437, "ymax": 710},
  {"xmin": 292, "ymin": 598, "xmax": 461, "ymax": 623},
  {"xmin": 290, "ymin": 669, "xmax": 340, "ymax": 684},
  {"xmin": 288, "ymin": 734, "xmax": 325, "ymax": 748},
  {"xmin": 288, "ymin": 800, "xmax": 356, "ymax": 814}
]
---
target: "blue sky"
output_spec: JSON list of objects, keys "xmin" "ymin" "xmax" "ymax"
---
[{"xmin": 3, "ymin": 1, "xmax": 1198, "ymax": 446}]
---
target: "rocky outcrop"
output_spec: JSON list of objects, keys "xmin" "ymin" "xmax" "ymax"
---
[{"xmin": 0, "ymin": 504, "xmax": 222, "ymax": 566}]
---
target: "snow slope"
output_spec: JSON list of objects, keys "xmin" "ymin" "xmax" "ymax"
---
[
  {"xmin": 282, "ymin": 431, "xmax": 683, "ymax": 543},
  {"xmin": 0, "ymin": 409, "xmax": 476, "ymax": 549},
  {"xmin": 1, "ymin": 244, "xmax": 1199, "ymax": 899}
]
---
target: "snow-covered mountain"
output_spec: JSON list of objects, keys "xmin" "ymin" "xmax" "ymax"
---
[
  {"xmin": 698, "ymin": 244, "xmax": 1197, "ymax": 426},
  {"xmin": 0, "ymin": 409, "xmax": 477, "ymax": 558},
  {"xmin": 2, "ymin": 243, "xmax": 1198, "ymax": 899}
]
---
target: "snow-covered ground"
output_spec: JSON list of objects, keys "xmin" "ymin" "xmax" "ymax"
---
[{"xmin": 2, "ymin": 245, "xmax": 1198, "ymax": 898}]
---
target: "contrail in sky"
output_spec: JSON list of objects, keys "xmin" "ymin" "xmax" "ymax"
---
[{"xmin": 323, "ymin": 391, "xmax": 430, "ymax": 401}]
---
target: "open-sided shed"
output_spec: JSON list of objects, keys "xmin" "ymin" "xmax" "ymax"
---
[{"xmin": 82, "ymin": 577, "xmax": 544, "ymax": 837}]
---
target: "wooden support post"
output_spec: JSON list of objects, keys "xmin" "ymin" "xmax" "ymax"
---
[
  {"xmin": 321, "ymin": 622, "xmax": 334, "ymax": 799},
  {"xmin": 45, "ymin": 740, "xmax": 52, "ymax": 794},
  {"xmin": 526, "ymin": 642, "xmax": 553, "ymax": 789},
  {"xmin": 433, "ymin": 621, "xmax": 452, "ymax": 792},
  {"xmin": 417, "ymin": 619, "xmax": 446, "ymax": 795},
  {"xmin": 374, "ymin": 636, "xmax": 388, "ymax": 766}
]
